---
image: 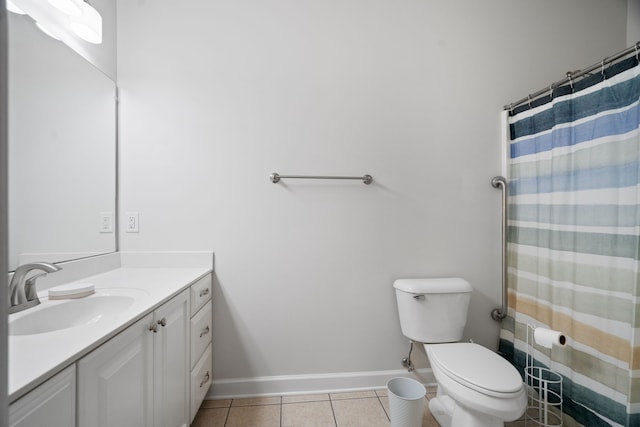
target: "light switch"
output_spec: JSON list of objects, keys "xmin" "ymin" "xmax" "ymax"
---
[{"xmin": 100, "ymin": 212, "xmax": 113, "ymax": 233}]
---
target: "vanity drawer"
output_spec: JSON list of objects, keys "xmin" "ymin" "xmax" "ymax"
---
[
  {"xmin": 190, "ymin": 344, "xmax": 212, "ymax": 423},
  {"xmin": 190, "ymin": 303, "xmax": 212, "ymax": 369},
  {"xmin": 190, "ymin": 274, "xmax": 212, "ymax": 316}
]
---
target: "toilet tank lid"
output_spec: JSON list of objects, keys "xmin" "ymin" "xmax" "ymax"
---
[{"xmin": 393, "ymin": 278, "xmax": 472, "ymax": 294}]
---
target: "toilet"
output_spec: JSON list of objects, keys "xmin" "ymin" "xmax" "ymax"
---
[{"xmin": 393, "ymin": 278, "xmax": 526, "ymax": 427}]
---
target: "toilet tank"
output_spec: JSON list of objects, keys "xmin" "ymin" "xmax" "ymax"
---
[{"xmin": 393, "ymin": 278, "xmax": 472, "ymax": 343}]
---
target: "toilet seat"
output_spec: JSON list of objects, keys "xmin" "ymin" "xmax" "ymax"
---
[{"xmin": 427, "ymin": 343, "xmax": 523, "ymax": 398}]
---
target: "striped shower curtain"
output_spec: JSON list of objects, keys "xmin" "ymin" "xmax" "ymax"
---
[{"xmin": 498, "ymin": 56, "xmax": 640, "ymax": 426}]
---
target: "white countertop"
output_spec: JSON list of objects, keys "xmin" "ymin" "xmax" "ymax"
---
[{"xmin": 9, "ymin": 266, "xmax": 211, "ymax": 402}]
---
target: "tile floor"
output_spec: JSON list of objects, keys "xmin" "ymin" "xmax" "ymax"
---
[{"xmin": 192, "ymin": 387, "xmax": 528, "ymax": 427}]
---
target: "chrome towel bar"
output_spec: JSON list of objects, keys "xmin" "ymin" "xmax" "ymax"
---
[{"xmin": 270, "ymin": 173, "xmax": 373, "ymax": 185}]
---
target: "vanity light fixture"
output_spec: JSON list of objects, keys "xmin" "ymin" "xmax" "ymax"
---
[
  {"xmin": 6, "ymin": 0, "xmax": 26, "ymax": 15},
  {"xmin": 48, "ymin": 0, "xmax": 83, "ymax": 17},
  {"xmin": 69, "ymin": 1, "xmax": 102, "ymax": 44}
]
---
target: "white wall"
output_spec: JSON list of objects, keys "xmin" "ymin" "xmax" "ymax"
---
[
  {"xmin": 630, "ymin": 0, "xmax": 640, "ymax": 45},
  {"xmin": 117, "ymin": 0, "xmax": 627, "ymax": 394}
]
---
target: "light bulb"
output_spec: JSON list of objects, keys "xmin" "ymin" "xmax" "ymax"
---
[
  {"xmin": 48, "ymin": 0, "xmax": 83, "ymax": 17},
  {"xmin": 6, "ymin": 0, "xmax": 26, "ymax": 15},
  {"xmin": 70, "ymin": 2, "xmax": 102, "ymax": 44}
]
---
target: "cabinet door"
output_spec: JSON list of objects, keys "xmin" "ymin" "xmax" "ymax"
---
[
  {"xmin": 154, "ymin": 289, "xmax": 190, "ymax": 427},
  {"xmin": 10, "ymin": 365, "xmax": 75, "ymax": 427},
  {"xmin": 78, "ymin": 314, "xmax": 154, "ymax": 427}
]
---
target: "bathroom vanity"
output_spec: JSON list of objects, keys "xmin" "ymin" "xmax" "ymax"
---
[{"xmin": 8, "ymin": 256, "xmax": 213, "ymax": 427}]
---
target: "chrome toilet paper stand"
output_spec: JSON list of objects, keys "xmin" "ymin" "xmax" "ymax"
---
[{"xmin": 525, "ymin": 324, "xmax": 563, "ymax": 427}]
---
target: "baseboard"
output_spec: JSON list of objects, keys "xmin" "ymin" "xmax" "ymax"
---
[{"xmin": 207, "ymin": 368, "xmax": 435, "ymax": 399}]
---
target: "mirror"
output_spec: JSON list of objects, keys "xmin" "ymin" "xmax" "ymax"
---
[{"xmin": 8, "ymin": 12, "xmax": 117, "ymax": 271}]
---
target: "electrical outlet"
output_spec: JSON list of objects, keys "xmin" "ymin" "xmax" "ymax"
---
[
  {"xmin": 100, "ymin": 212, "xmax": 113, "ymax": 233},
  {"xmin": 126, "ymin": 212, "xmax": 139, "ymax": 233}
]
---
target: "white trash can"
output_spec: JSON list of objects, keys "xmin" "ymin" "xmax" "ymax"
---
[{"xmin": 387, "ymin": 377, "xmax": 426, "ymax": 427}]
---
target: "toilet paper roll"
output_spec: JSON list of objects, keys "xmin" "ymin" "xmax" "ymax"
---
[{"xmin": 534, "ymin": 327, "xmax": 566, "ymax": 349}]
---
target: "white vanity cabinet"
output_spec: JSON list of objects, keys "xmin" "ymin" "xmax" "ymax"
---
[
  {"xmin": 9, "ymin": 365, "xmax": 76, "ymax": 427},
  {"xmin": 78, "ymin": 289, "xmax": 190, "ymax": 427},
  {"xmin": 153, "ymin": 289, "xmax": 190, "ymax": 427},
  {"xmin": 8, "ymin": 267, "xmax": 213, "ymax": 427},
  {"xmin": 189, "ymin": 274, "xmax": 213, "ymax": 422},
  {"xmin": 77, "ymin": 312, "xmax": 155, "ymax": 427}
]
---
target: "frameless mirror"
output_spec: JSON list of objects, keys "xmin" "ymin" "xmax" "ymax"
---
[{"xmin": 8, "ymin": 12, "xmax": 117, "ymax": 271}]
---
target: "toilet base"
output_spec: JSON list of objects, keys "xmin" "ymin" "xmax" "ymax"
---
[
  {"xmin": 429, "ymin": 394, "xmax": 506, "ymax": 427},
  {"xmin": 429, "ymin": 395, "xmax": 453, "ymax": 427}
]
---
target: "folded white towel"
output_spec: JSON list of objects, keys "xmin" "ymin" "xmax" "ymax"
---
[{"xmin": 48, "ymin": 283, "xmax": 95, "ymax": 299}]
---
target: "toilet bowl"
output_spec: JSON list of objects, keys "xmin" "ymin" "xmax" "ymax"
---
[
  {"xmin": 426, "ymin": 342, "xmax": 526, "ymax": 427},
  {"xmin": 393, "ymin": 278, "xmax": 526, "ymax": 427}
]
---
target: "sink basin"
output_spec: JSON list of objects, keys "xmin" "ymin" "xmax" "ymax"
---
[{"xmin": 9, "ymin": 289, "xmax": 146, "ymax": 336}]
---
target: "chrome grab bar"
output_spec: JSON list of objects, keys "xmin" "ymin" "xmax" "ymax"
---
[
  {"xmin": 270, "ymin": 173, "xmax": 373, "ymax": 185},
  {"xmin": 491, "ymin": 176, "xmax": 508, "ymax": 321}
]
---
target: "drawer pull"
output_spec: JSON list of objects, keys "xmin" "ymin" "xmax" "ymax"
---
[
  {"xmin": 199, "ymin": 288, "xmax": 210, "ymax": 297},
  {"xmin": 149, "ymin": 324, "xmax": 158, "ymax": 333},
  {"xmin": 200, "ymin": 326, "xmax": 210, "ymax": 338},
  {"xmin": 157, "ymin": 317, "xmax": 167, "ymax": 327},
  {"xmin": 200, "ymin": 371, "xmax": 210, "ymax": 388}
]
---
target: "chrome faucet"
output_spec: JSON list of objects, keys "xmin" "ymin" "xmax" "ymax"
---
[{"xmin": 9, "ymin": 262, "xmax": 62, "ymax": 314}]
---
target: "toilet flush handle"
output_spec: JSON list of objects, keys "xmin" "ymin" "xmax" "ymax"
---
[{"xmin": 413, "ymin": 294, "xmax": 425, "ymax": 300}]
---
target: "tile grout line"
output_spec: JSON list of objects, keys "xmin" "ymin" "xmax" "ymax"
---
[
  {"xmin": 223, "ymin": 399, "xmax": 233, "ymax": 427},
  {"xmin": 328, "ymin": 396, "xmax": 338, "ymax": 427},
  {"xmin": 377, "ymin": 394, "xmax": 390, "ymax": 421}
]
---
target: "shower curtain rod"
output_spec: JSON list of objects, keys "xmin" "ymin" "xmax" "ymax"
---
[{"xmin": 504, "ymin": 41, "xmax": 640, "ymax": 111}]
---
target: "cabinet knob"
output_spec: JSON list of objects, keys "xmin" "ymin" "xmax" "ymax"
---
[
  {"xmin": 149, "ymin": 324, "xmax": 158, "ymax": 333},
  {"xmin": 200, "ymin": 326, "xmax": 210, "ymax": 338},
  {"xmin": 199, "ymin": 288, "xmax": 210, "ymax": 297},
  {"xmin": 157, "ymin": 318, "xmax": 167, "ymax": 327},
  {"xmin": 200, "ymin": 371, "xmax": 210, "ymax": 388}
]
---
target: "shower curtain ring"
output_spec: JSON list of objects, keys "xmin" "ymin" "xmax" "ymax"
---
[
  {"xmin": 549, "ymin": 84, "xmax": 553, "ymax": 100},
  {"xmin": 567, "ymin": 71, "xmax": 574, "ymax": 90},
  {"xmin": 601, "ymin": 59, "xmax": 606, "ymax": 79},
  {"xmin": 528, "ymin": 95, "xmax": 532, "ymax": 109},
  {"xmin": 636, "ymin": 42, "xmax": 639, "ymax": 61}
]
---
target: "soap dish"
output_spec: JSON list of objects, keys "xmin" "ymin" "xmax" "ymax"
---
[{"xmin": 48, "ymin": 283, "xmax": 95, "ymax": 300}]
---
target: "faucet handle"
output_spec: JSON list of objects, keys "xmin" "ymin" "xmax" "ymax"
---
[{"xmin": 25, "ymin": 272, "xmax": 48, "ymax": 302}]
